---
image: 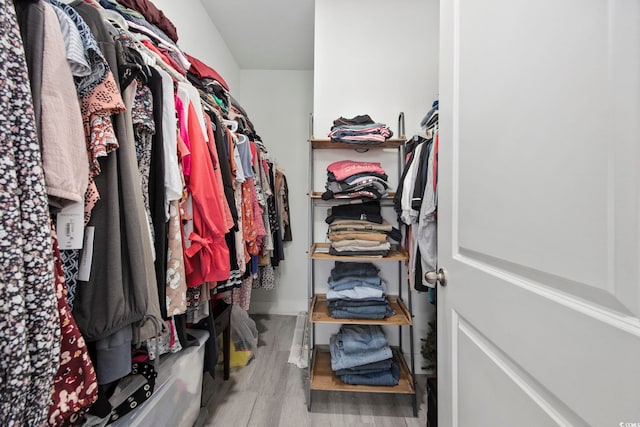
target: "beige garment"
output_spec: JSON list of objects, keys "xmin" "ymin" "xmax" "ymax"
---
[
  {"xmin": 328, "ymin": 231, "xmax": 388, "ymax": 242},
  {"xmin": 41, "ymin": 3, "xmax": 89, "ymax": 208},
  {"xmin": 332, "ymin": 239, "xmax": 391, "ymax": 250},
  {"xmin": 165, "ymin": 200, "xmax": 187, "ymax": 316},
  {"xmin": 328, "ymin": 219, "xmax": 394, "ymax": 232}
]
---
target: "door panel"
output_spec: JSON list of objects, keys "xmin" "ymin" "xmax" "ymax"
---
[
  {"xmin": 457, "ymin": 316, "xmax": 575, "ymax": 427},
  {"xmin": 439, "ymin": 0, "xmax": 640, "ymax": 425}
]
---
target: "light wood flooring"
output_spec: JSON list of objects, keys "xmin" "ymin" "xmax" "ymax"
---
[{"xmin": 202, "ymin": 315, "xmax": 428, "ymax": 427}]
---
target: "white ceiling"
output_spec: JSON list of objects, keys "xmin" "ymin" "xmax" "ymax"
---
[{"xmin": 201, "ymin": 0, "xmax": 315, "ymax": 71}]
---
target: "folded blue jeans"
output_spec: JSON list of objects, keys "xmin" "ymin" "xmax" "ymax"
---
[
  {"xmin": 328, "ymin": 299, "xmax": 389, "ymax": 308},
  {"xmin": 330, "ymin": 335, "xmax": 392, "ymax": 371},
  {"xmin": 330, "ymin": 261, "xmax": 379, "ymax": 281},
  {"xmin": 329, "ymin": 309, "xmax": 390, "ymax": 320},
  {"xmin": 326, "ymin": 286, "xmax": 385, "ymax": 301},
  {"xmin": 334, "ymin": 358, "xmax": 393, "ymax": 376},
  {"xmin": 338, "ymin": 362, "xmax": 400, "ymax": 386},
  {"xmin": 328, "ymin": 276, "xmax": 382, "ymax": 291},
  {"xmin": 337, "ymin": 325, "xmax": 389, "ymax": 353}
]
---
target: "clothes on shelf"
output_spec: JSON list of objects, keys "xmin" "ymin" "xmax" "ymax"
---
[
  {"xmin": 325, "ymin": 201, "xmax": 402, "ymax": 257},
  {"xmin": 3, "ymin": 0, "xmax": 292, "ymax": 424},
  {"xmin": 322, "ymin": 159, "xmax": 390, "ymax": 201},
  {"xmin": 329, "ymin": 114, "xmax": 393, "ymax": 145},
  {"xmin": 326, "ymin": 262, "xmax": 394, "ymax": 320},
  {"xmin": 329, "ymin": 325, "xmax": 399, "ymax": 386}
]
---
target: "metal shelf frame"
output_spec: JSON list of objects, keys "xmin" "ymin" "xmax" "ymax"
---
[{"xmin": 306, "ymin": 112, "xmax": 417, "ymax": 416}]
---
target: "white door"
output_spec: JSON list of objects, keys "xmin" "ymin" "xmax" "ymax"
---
[{"xmin": 438, "ymin": 0, "xmax": 640, "ymax": 426}]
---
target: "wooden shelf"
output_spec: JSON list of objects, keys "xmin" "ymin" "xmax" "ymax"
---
[
  {"xmin": 309, "ymin": 192, "xmax": 396, "ymax": 199},
  {"xmin": 310, "ymin": 346, "xmax": 415, "ymax": 394},
  {"xmin": 310, "ymin": 243, "xmax": 409, "ymax": 262},
  {"xmin": 310, "ymin": 138, "xmax": 406, "ymax": 149},
  {"xmin": 310, "ymin": 294, "xmax": 413, "ymax": 326}
]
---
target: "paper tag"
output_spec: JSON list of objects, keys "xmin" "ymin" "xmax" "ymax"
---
[
  {"xmin": 56, "ymin": 201, "xmax": 84, "ymax": 250},
  {"xmin": 78, "ymin": 227, "xmax": 95, "ymax": 282}
]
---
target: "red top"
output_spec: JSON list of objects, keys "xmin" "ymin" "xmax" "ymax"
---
[
  {"xmin": 185, "ymin": 53, "xmax": 230, "ymax": 91},
  {"xmin": 183, "ymin": 101, "xmax": 231, "ymax": 286}
]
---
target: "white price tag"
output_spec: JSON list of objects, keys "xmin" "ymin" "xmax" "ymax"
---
[
  {"xmin": 78, "ymin": 226, "xmax": 95, "ymax": 282},
  {"xmin": 56, "ymin": 201, "xmax": 84, "ymax": 250}
]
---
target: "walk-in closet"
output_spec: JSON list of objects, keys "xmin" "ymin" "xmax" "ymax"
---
[{"xmin": 1, "ymin": 0, "xmax": 639, "ymax": 426}]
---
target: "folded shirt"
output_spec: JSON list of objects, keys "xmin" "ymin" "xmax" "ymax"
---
[
  {"xmin": 327, "ymin": 189, "xmax": 387, "ymax": 200},
  {"xmin": 329, "ymin": 123, "xmax": 393, "ymax": 144},
  {"xmin": 328, "ymin": 231, "xmax": 389, "ymax": 243},
  {"xmin": 327, "ymin": 160, "xmax": 387, "ymax": 182},
  {"xmin": 332, "ymin": 114, "xmax": 375, "ymax": 128},
  {"xmin": 328, "ymin": 219, "xmax": 393, "ymax": 232},
  {"xmin": 328, "ymin": 248, "xmax": 389, "ymax": 257},
  {"xmin": 328, "ymin": 220, "xmax": 402, "ymax": 243},
  {"xmin": 332, "ymin": 240, "xmax": 391, "ymax": 250},
  {"xmin": 325, "ymin": 200, "xmax": 382, "ymax": 224},
  {"xmin": 330, "ymin": 171, "xmax": 389, "ymax": 184}
]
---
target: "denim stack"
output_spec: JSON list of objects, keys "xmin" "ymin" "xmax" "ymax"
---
[
  {"xmin": 325, "ymin": 201, "xmax": 401, "ymax": 257},
  {"xmin": 322, "ymin": 159, "xmax": 390, "ymax": 201},
  {"xmin": 330, "ymin": 325, "xmax": 400, "ymax": 386},
  {"xmin": 327, "ymin": 261, "xmax": 394, "ymax": 320},
  {"xmin": 328, "ymin": 114, "xmax": 393, "ymax": 145}
]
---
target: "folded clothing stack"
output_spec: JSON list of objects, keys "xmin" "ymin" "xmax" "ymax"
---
[
  {"xmin": 325, "ymin": 201, "xmax": 401, "ymax": 257},
  {"xmin": 330, "ymin": 325, "xmax": 400, "ymax": 386},
  {"xmin": 329, "ymin": 114, "xmax": 393, "ymax": 145},
  {"xmin": 326, "ymin": 261, "xmax": 394, "ymax": 320},
  {"xmin": 322, "ymin": 160, "xmax": 389, "ymax": 200}
]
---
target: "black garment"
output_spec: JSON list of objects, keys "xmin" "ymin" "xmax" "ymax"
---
[
  {"xmin": 326, "ymin": 200, "xmax": 383, "ymax": 225},
  {"xmin": 14, "ymin": 0, "xmax": 44, "ymax": 143},
  {"xmin": 267, "ymin": 162, "xmax": 284, "ymax": 266},
  {"xmin": 281, "ymin": 174, "xmax": 292, "ymax": 242},
  {"xmin": 147, "ymin": 68, "xmax": 168, "ymax": 319},
  {"xmin": 332, "ymin": 114, "xmax": 375, "ymax": 129},
  {"xmin": 411, "ymin": 138, "xmax": 433, "ymax": 212},
  {"xmin": 210, "ymin": 112, "xmax": 238, "ymax": 227},
  {"xmin": 328, "ymin": 248, "xmax": 389, "ymax": 257}
]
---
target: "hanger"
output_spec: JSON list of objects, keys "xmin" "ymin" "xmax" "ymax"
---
[
  {"xmin": 223, "ymin": 119, "xmax": 238, "ymax": 133},
  {"xmin": 100, "ymin": 9, "xmax": 129, "ymax": 31}
]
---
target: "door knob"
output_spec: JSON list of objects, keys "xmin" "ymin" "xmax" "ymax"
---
[{"xmin": 425, "ymin": 268, "xmax": 448, "ymax": 286}]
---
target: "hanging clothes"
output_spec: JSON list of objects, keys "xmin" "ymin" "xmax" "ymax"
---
[{"xmin": 0, "ymin": 2, "xmax": 60, "ymax": 424}]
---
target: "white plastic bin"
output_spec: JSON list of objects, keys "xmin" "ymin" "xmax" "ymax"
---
[{"xmin": 111, "ymin": 329, "xmax": 209, "ymax": 427}]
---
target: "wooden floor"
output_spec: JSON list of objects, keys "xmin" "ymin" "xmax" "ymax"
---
[{"xmin": 202, "ymin": 315, "xmax": 428, "ymax": 427}]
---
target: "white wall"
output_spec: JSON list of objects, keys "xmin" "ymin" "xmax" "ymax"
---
[
  {"xmin": 314, "ymin": 0, "xmax": 439, "ymax": 138},
  {"xmin": 150, "ymin": 0, "xmax": 240, "ymax": 91},
  {"xmin": 237, "ymin": 70, "xmax": 314, "ymax": 315},
  {"xmin": 313, "ymin": 0, "xmax": 440, "ymax": 372}
]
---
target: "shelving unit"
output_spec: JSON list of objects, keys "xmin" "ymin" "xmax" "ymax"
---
[{"xmin": 306, "ymin": 113, "xmax": 417, "ymax": 416}]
